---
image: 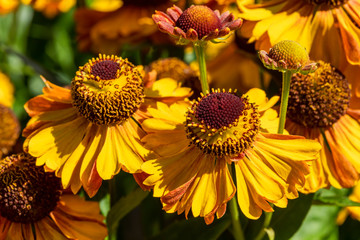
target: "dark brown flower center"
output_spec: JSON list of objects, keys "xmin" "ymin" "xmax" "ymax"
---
[
  {"xmin": 72, "ymin": 54, "xmax": 144, "ymax": 125},
  {"xmin": 186, "ymin": 90, "xmax": 260, "ymax": 157},
  {"xmin": 287, "ymin": 61, "xmax": 350, "ymax": 128},
  {"xmin": 175, "ymin": 5, "xmax": 221, "ymax": 39},
  {"xmin": 305, "ymin": 0, "xmax": 348, "ymax": 6},
  {"xmin": 195, "ymin": 92, "xmax": 244, "ymax": 129},
  {"xmin": 0, "ymin": 153, "xmax": 62, "ymax": 223},
  {"xmin": 91, "ymin": 60, "xmax": 120, "ymax": 80}
]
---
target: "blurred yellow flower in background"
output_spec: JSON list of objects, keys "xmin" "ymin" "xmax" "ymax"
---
[
  {"xmin": 0, "ymin": 72, "xmax": 14, "ymax": 108},
  {"xmin": 75, "ymin": 0, "xmax": 186, "ymax": 54},
  {"xmin": 21, "ymin": 0, "xmax": 75, "ymax": 18},
  {"xmin": 0, "ymin": 0, "xmax": 18, "ymax": 14},
  {"xmin": 141, "ymin": 88, "xmax": 321, "ymax": 223},
  {"xmin": 0, "ymin": 153, "xmax": 107, "ymax": 240},
  {"xmin": 286, "ymin": 61, "xmax": 360, "ymax": 192},
  {"xmin": 0, "ymin": 104, "xmax": 20, "ymax": 159}
]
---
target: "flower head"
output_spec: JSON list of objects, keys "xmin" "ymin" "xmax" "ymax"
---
[
  {"xmin": 72, "ymin": 54, "xmax": 144, "ymax": 125},
  {"xmin": 23, "ymin": 54, "xmax": 191, "ymax": 197},
  {"xmin": 0, "ymin": 104, "xmax": 20, "ymax": 158},
  {"xmin": 0, "ymin": 153, "xmax": 107, "ymax": 239},
  {"xmin": 141, "ymin": 88, "xmax": 321, "ymax": 223},
  {"xmin": 259, "ymin": 40, "xmax": 318, "ymax": 74},
  {"xmin": 152, "ymin": 4, "xmax": 242, "ymax": 44},
  {"xmin": 285, "ymin": 61, "xmax": 360, "ymax": 191}
]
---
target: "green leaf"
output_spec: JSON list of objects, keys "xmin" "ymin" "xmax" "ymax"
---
[
  {"xmin": 151, "ymin": 215, "xmax": 231, "ymax": 240},
  {"xmin": 313, "ymin": 196, "xmax": 360, "ymax": 207},
  {"xmin": 290, "ymin": 204, "xmax": 340, "ymax": 240},
  {"xmin": 106, "ymin": 187, "xmax": 149, "ymax": 234},
  {"xmin": 269, "ymin": 193, "xmax": 314, "ymax": 240}
]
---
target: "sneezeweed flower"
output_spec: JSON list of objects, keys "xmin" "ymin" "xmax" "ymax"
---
[
  {"xmin": 22, "ymin": 54, "xmax": 191, "ymax": 197},
  {"xmin": 259, "ymin": 40, "xmax": 318, "ymax": 74},
  {"xmin": 237, "ymin": 0, "xmax": 360, "ymax": 69},
  {"xmin": 141, "ymin": 88, "xmax": 321, "ymax": 223},
  {"xmin": 147, "ymin": 57, "xmax": 202, "ymax": 98},
  {"xmin": 75, "ymin": 0, "xmax": 186, "ymax": 54},
  {"xmin": 285, "ymin": 61, "xmax": 360, "ymax": 192},
  {"xmin": 0, "ymin": 153, "xmax": 107, "ymax": 240},
  {"xmin": 21, "ymin": 0, "xmax": 75, "ymax": 18},
  {"xmin": 238, "ymin": 0, "xmax": 360, "ymax": 106},
  {"xmin": 0, "ymin": 71, "xmax": 14, "ymax": 108},
  {"xmin": 259, "ymin": 40, "xmax": 318, "ymax": 134},
  {"xmin": 0, "ymin": 0, "xmax": 18, "ymax": 14},
  {"xmin": 152, "ymin": 4, "xmax": 242, "ymax": 44},
  {"xmin": 0, "ymin": 104, "xmax": 20, "ymax": 159}
]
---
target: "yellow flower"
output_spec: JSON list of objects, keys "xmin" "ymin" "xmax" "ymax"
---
[
  {"xmin": 285, "ymin": 61, "xmax": 360, "ymax": 192},
  {"xmin": 0, "ymin": 153, "xmax": 107, "ymax": 240},
  {"xmin": 141, "ymin": 88, "xmax": 321, "ymax": 223},
  {"xmin": 0, "ymin": 0, "xmax": 18, "ymax": 15},
  {"xmin": 75, "ymin": 0, "xmax": 186, "ymax": 54},
  {"xmin": 152, "ymin": 4, "xmax": 242, "ymax": 44},
  {"xmin": 0, "ymin": 72, "xmax": 14, "ymax": 108},
  {"xmin": 238, "ymin": 0, "xmax": 360, "ymax": 103},
  {"xmin": 22, "ymin": 54, "xmax": 191, "ymax": 197},
  {"xmin": 21, "ymin": 0, "xmax": 75, "ymax": 18},
  {"xmin": 0, "ymin": 104, "xmax": 20, "ymax": 159}
]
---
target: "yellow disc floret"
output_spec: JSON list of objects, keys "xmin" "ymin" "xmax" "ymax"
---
[
  {"xmin": 268, "ymin": 40, "xmax": 309, "ymax": 70},
  {"xmin": 186, "ymin": 89, "xmax": 260, "ymax": 157},
  {"xmin": 72, "ymin": 54, "xmax": 144, "ymax": 125}
]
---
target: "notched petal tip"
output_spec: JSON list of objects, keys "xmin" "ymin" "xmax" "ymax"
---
[{"xmin": 186, "ymin": 28, "xmax": 198, "ymax": 41}]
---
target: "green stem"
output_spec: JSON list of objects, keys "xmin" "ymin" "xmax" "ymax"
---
[
  {"xmin": 194, "ymin": 43, "xmax": 209, "ymax": 94},
  {"xmin": 277, "ymin": 70, "xmax": 292, "ymax": 134},
  {"xmin": 229, "ymin": 197, "xmax": 245, "ymax": 240},
  {"xmin": 229, "ymin": 164, "xmax": 245, "ymax": 240},
  {"xmin": 254, "ymin": 211, "xmax": 273, "ymax": 240}
]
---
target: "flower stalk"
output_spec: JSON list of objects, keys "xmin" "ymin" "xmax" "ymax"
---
[
  {"xmin": 278, "ymin": 70, "xmax": 292, "ymax": 134},
  {"xmin": 194, "ymin": 42, "xmax": 209, "ymax": 94}
]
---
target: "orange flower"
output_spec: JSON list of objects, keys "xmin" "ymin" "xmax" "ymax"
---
[
  {"xmin": 152, "ymin": 4, "xmax": 242, "ymax": 44},
  {"xmin": 237, "ymin": 0, "xmax": 360, "ymax": 106},
  {"xmin": 75, "ymin": 0, "xmax": 186, "ymax": 54},
  {"xmin": 141, "ymin": 88, "xmax": 320, "ymax": 223},
  {"xmin": 22, "ymin": 54, "xmax": 191, "ymax": 197},
  {"xmin": 285, "ymin": 61, "xmax": 360, "ymax": 192},
  {"xmin": 0, "ymin": 153, "xmax": 107, "ymax": 240}
]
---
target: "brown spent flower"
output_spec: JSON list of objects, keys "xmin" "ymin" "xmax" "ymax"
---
[{"xmin": 152, "ymin": 4, "xmax": 242, "ymax": 43}]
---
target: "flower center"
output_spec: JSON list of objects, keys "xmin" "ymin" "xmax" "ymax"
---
[
  {"xmin": 287, "ymin": 61, "xmax": 350, "ymax": 128},
  {"xmin": 268, "ymin": 40, "xmax": 309, "ymax": 70},
  {"xmin": 91, "ymin": 60, "xmax": 120, "ymax": 80},
  {"xmin": 0, "ymin": 104, "xmax": 20, "ymax": 157},
  {"xmin": 305, "ymin": 0, "xmax": 348, "ymax": 6},
  {"xmin": 175, "ymin": 5, "xmax": 221, "ymax": 39},
  {"xmin": 0, "ymin": 153, "xmax": 62, "ymax": 223},
  {"xmin": 72, "ymin": 54, "xmax": 144, "ymax": 125},
  {"xmin": 186, "ymin": 90, "xmax": 260, "ymax": 157}
]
